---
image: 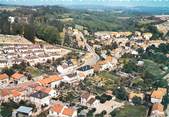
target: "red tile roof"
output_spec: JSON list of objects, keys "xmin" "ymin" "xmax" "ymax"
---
[
  {"xmin": 11, "ymin": 72, "xmax": 24, "ymax": 80},
  {"xmin": 0, "ymin": 73, "xmax": 9, "ymax": 80},
  {"xmin": 38, "ymin": 75, "xmax": 63, "ymax": 85},
  {"xmin": 1, "ymin": 89, "xmax": 10, "ymax": 97},
  {"xmin": 35, "ymin": 86, "xmax": 52, "ymax": 94},
  {"xmin": 11, "ymin": 90, "xmax": 21, "ymax": 97},
  {"xmin": 52, "ymin": 104, "xmax": 64, "ymax": 113},
  {"xmin": 62, "ymin": 108, "xmax": 75, "ymax": 116},
  {"xmin": 151, "ymin": 88, "xmax": 167, "ymax": 99},
  {"xmin": 152, "ymin": 103, "xmax": 164, "ymax": 112}
]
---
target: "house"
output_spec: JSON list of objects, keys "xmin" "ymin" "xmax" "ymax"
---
[
  {"xmin": 35, "ymin": 86, "xmax": 58, "ymax": 97},
  {"xmin": 0, "ymin": 60, "xmax": 8, "ymax": 68},
  {"xmin": 137, "ymin": 61, "xmax": 144, "ymax": 66},
  {"xmin": 12, "ymin": 106, "xmax": 33, "ymax": 117},
  {"xmin": 142, "ymin": 32, "xmax": 152, "ymax": 40},
  {"xmin": 77, "ymin": 65, "xmax": 94, "ymax": 77},
  {"xmin": 57, "ymin": 64, "xmax": 77, "ymax": 75},
  {"xmin": 135, "ymin": 31, "xmax": 142, "ymax": 36},
  {"xmin": 77, "ymin": 72, "xmax": 86, "ymax": 81},
  {"xmin": 49, "ymin": 103, "xmax": 64, "ymax": 117},
  {"xmin": 80, "ymin": 91, "xmax": 99, "ymax": 108},
  {"xmin": 128, "ymin": 92, "xmax": 144, "ymax": 103},
  {"xmin": 11, "ymin": 90, "xmax": 22, "ymax": 103},
  {"xmin": 11, "ymin": 72, "xmax": 26, "ymax": 84},
  {"xmin": 49, "ymin": 103, "xmax": 77, "ymax": 117},
  {"xmin": 81, "ymin": 91, "xmax": 90, "ymax": 105},
  {"xmin": 62, "ymin": 73, "xmax": 79, "ymax": 84},
  {"xmin": 62, "ymin": 107, "xmax": 77, "ymax": 117},
  {"xmin": 86, "ymin": 97, "xmax": 99, "ymax": 108},
  {"xmin": 151, "ymin": 88, "xmax": 167, "ymax": 103},
  {"xmin": 0, "ymin": 73, "xmax": 9, "ymax": 88},
  {"xmin": 38, "ymin": 75, "xmax": 63, "ymax": 88},
  {"xmin": 0, "ymin": 89, "xmax": 11, "ymax": 102},
  {"xmin": 93, "ymin": 56, "xmax": 118, "ymax": 72},
  {"xmin": 150, "ymin": 103, "xmax": 165, "ymax": 117},
  {"xmin": 30, "ymin": 91, "xmax": 50, "ymax": 106}
]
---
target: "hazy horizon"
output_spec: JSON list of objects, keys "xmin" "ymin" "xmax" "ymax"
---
[{"xmin": 0, "ymin": 0, "xmax": 169, "ymax": 7}]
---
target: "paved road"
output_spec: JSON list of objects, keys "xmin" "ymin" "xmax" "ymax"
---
[{"xmin": 84, "ymin": 43, "xmax": 100, "ymax": 66}]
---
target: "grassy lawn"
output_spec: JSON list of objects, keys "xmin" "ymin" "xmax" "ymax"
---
[
  {"xmin": 26, "ymin": 66, "xmax": 42, "ymax": 77},
  {"xmin": 115, "ymin": 105, "xmax": 147, "ymax": 117},
  {"xmin": 0, "ymin": 106, "xmax": 13, "ymax": 117},
  {"xmin": 97, "ymin": 72, "xmax": 120, "ymax": 90},
  {"xmin": 143, "ymin": 59, "xmax": 165, "ymax": 79},
  {"xmin": 83, "ymin": 72, "xmax": 121, "ymax": 95}
]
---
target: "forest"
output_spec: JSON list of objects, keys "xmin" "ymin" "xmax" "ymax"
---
[{"xmin": 0, "ymin": 5, "xmax": 165, "ymax": 44}]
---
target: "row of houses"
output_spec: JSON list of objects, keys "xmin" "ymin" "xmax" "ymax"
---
[
  {"xmin": 94, "ymin": 31, "xmax": 152, "ymax": 41},
  {"xmin": 0, "ymin": 63, "xmax": 94, "ymax": 103},
  {"xmin": 12, "ymin": 101, "xmax": 77, "ymax": 117},
  {"xmin": 0, "ymin": 72, "xmax": 27, "ymax": 88},
  {"xmin": 0, "ymin": 44, "xmax": 70, "ymax": 67}
]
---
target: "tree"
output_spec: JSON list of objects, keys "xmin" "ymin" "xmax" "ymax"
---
[
  {"xmin": 2, "ymin": 67, "xmax": 15, "ymax": 77},
  {"xmin": 96, "ymin": 94, "xmax": 112, "ymax": 104},
  {"xmin": 162, "ymin": 94, "xmax": 169, "ymax": 110},
  {"xmin": 110, "ymin": 110, "xmax": 117, "ymax": 117},
  {"xmin": 24, "ymin": 24, "xmax": 35, "ymax": 42},
  {"xmin": 87, "ymin": 109, "xmax": 95, "ymax": 117},
  {"xmin": 48, "ymin": 20, "xmax": 64, "ymax": 32},
  {"xmin": 158, "ymin": 43, "xmax": 169, "ymax": 54},
  {"xmin": 12, "ymin": 23, "xmax": 24, "ymax": 35},
  {"xmin": 132, "ymin": 96, "xmax": 142, "ymax": 105},
  {"xmin": 12, "ymin": 61, "xmax": 27, "ymax": 72},
  {"xmin": 114, "ymin": 87, "xmax": 128, "ymax": 100},
  {"xmin": 101, "ymin": 110, "xmax": 107, "ymax": 115},
  {"xmin": 147, "ymin": 25, "xmax": 163, "ymax": 40},
  {"xmin": 153, "ymin": 79, "xmax": 168, "ymax": 88},
  {"xmin": 122, "ymin": 60, "xmax": 138, "ymax": 73},
  {"xmin": 36, "ymin": 24, "xmax": 61, "ymax": 44},
  {"xmin": 137, "ymin": 48, "xmax": 144, "ymax": 55}
]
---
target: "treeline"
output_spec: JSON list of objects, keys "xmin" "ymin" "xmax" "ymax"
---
[
  {"xmin": 0, "ymin": 5, "xmax": 166, "ymax": 43},
  {"xmin": 0, "ymin": 6, "xmax": 66, "ymax": 44}
]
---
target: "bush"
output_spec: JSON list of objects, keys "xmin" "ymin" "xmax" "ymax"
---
[
  {"xmin": 114, "ymin": 87, "xmax": 128, "ymax": 100},
  {"xmin": 132, "ymin": 96, "xmax": 142, "ymax": 105},
  {"xmin": 97, "ymin": 94, "xmax": 112, "ymax": 103},
  {"xmin": 101, "ymin": 110, "xmax": 107, "ymax": 115}
]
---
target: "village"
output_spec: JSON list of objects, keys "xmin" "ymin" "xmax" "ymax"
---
[{"xmin": 0, "ymin": 26, "xmax": 169, "ymax": 117}]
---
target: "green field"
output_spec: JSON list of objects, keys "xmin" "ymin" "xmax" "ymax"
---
[{"xmin": 115, "ymin": 105, "xmax": 147, "ymax": 117}]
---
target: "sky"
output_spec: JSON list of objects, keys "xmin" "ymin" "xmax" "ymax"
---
[{"xmin": 0, "ymin": 0, "xmax": 169, "ymax": 7}]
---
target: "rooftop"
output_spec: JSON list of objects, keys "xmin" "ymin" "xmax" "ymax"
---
[
  {"xmin": 0, "ymin": 73, "xmax": 9, "ymax": 80},
  {"xmin": 30, "ymin": 91, "xmax": 49, "ymax": 99},
  {"xmin": 87, "ymin": 98, "xmax": 96, "ymax": 105},
  {"xmin": 152, "ymin": 103, "xmax": 164, "ymax": 112},
  {"xmin": 62, "ymin": 108, "xmax": 75, "ymax": 116},
  {"xmin": 52, "ymin": 103, "xmax": 64, "ymax": 113},
  {"xmin": 11, "ymin": 90, "xmax": 21, "ymax": 97},
  {"xmin": 151, "ymin": 88, "xmax": 167, "ymax": 99},
  {"xmin": 16, "ymin": 106, "xmax": 33, "ymax": 114},
  {"xmin": 77, "ymin": 65, "xmax": 92, "ymax": 71},
  {"xmin": 11, "ymin": 72, "xmax": 24, "ymax": 80},
  {"xmin": 81, "ymin": 91, "xmax": 90, "ymax": 100},
  {"xmin": 38, "ymin": 75, "xmax": 63, "ymax": 85},
  {"xmin": 35, "ymin": 86, "xmax": 52, "ymax": 94}
]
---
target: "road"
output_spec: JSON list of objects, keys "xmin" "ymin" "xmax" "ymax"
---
[{"xmin": 84, "ymin": 43, "xmax": 100, "ymax": 66}]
